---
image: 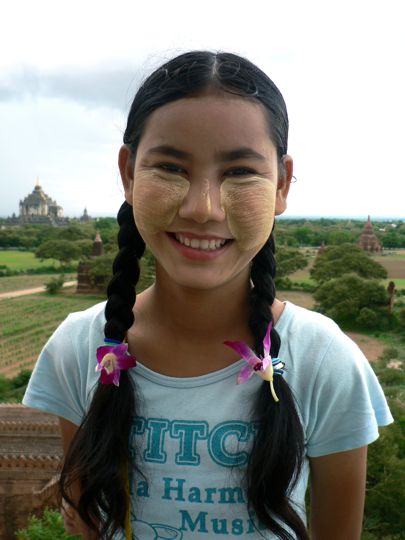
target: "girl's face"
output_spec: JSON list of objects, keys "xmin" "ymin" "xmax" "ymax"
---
[{"xmin": 120, "ymin": 92, "xmax": 292, "ymax": 291}]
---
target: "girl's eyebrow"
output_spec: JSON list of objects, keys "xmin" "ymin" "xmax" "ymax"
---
[
  {"xmin": 217, "ymin": 148, "xmax": 267, "ymax": 162},
  {"xmin": 144, "ymin": 145, "xmax": 192, "ymax": 159},
  {"xmin": 144, "ymin": 145, "xmax": 267, "ymax": 162}
]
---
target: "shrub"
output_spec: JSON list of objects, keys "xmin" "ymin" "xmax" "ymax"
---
[
  {"xmin": 314, "ymin": 274, "xmax": 387, "ymax": 323},
  {"xmin": 16, "ymin": 509, "xmax": 79, "ymax": 539},
  {"xmin": 363, "ymin": 398, "xmax": 405, "ymax": 538},
  {"xmin": 45, "ymin": 275, "xmax": 65, "ymax": 295},
  {"xmin": 356, "ymin": 307, "xmax": 379, "ymax": 329}
]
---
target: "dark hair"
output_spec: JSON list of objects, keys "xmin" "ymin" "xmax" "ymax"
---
[{"xmin": 60, "ymin": 51, "xmax": 308, "ymax": 540}]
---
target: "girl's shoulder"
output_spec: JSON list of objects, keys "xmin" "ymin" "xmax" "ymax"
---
[
  {"xmin": 276, "ymin": 301, "xmax": 373, "ymax": 389},
  {"xmin": 65, "ymin": 300, "xmax": 107, "ymax": 325},
  {"xmin": 276, "ymin": 300, "xmax": 342, "ymax": 349}
]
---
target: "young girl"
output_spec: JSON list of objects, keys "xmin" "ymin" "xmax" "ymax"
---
[{"xmin": 23, "ymin": 51, "xmax": 393, "ymax": 540}]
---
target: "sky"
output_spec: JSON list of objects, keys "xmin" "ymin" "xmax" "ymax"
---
[{"xmin": 0, "ymin": 0, "xmax": 404, "ymax": 219}]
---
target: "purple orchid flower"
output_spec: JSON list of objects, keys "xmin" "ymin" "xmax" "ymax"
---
[
  {"xmin": 96, "ymin": 341, "xmax": 136, "ymax": 386},
  {"xmin": 224, "ymin": 322, "xmax": 285, "ymax": 402}
]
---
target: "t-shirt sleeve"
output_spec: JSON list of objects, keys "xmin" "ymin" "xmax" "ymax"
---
[
  {"xmin": 304, "ymin": 332, "xmax": 393, "ymax": 458},
  {"xmin": 22, "ymin": 314, "xmax": 90, "ymax": 426}
]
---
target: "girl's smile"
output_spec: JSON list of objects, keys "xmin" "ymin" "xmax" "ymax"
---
[{"xmin": 167, "ymin": 231, "xmax": 233, "ymax": 261}]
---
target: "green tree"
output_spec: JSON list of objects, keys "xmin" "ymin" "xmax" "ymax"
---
[
  {"xmin": 35, "ymin": 240, "xmax": 81, "ymax": 266},
  {"xmin": 310, "ymin": 244, "xmax": 387, "ymax": 285},
  {"xmin": 59, "ymin": 225, "xmax": 93, "ymax": 241},
  {"xmin": 45, "ymin": 274, "xmax": 65, "ymax": 294},
  {"xmin": 75, "ymin": 239, "xmax": 94, "ymax": 258},
  {"xmin": 16, "ymin": 509, "xmax": 79, "ymax": 540},
  {"xmin": 313, "ymin": 274, "xmax": 387, "ymax": 323},
  {"xmin": 87, "ymin": 253, "xmax": 115, "ymax": 291},
  {"xmin": 274, "ymin": 246, "xmax": 308, "ymax": 287},
  {"xmin": 326, "ymin": 230, "xmax": 356, "ymax": 245}
]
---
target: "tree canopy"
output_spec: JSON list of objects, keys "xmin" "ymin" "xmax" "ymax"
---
[
  {"xmin": 35, "ymin": 240, "xmax": 81, "ymax": 266},
  {"xmin": 275, "ymin": 246, "xmax": 308, "ymax": 278},
  {"xmin": 314, "ymin": 273, "xmax": 388, "ymax": 323},
  {"xmin": 310, "ymin": 244, "xmax": 387, "ymax": 284}
]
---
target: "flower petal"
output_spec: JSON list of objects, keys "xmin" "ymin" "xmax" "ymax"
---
[
  {"xmin": 112, "ymin": 369, "xmax": 121, "ymax": 386},
  {"xmin": 237, "ymin": 364, "xmax": 254, "ymax": 384},
  {"xmin": 96, "ymin": 345, "xmax": 114, "ymax": 363},
  {"xmin": 263, "ymin": 321, "xmax": 273, "ymax": 357},
  {"xmin": 114, "ymin": 343, "xmax": 129, "ymax": 358},
  {"xmin": 116, "ymin": 354, "xmax": 136, "ymax": 370},
  {"xmin": 224, "ymin": 340, "xmax": 259, "ymax": 367},
  {"xmin": 261, "ymin": 356, "xmax": 270, "ymax": 371},
  {"xmin": 100, "ymin": 369, "xmax": 116, "ymax": 385}
]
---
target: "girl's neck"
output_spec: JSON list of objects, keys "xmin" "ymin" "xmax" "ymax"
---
[{"xmin": 145, "ymin": 272, "xmax": 251, "ymax": 339}]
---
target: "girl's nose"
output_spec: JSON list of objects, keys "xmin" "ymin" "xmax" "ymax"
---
[{"xmin": 178, "ymin": 178, "xmax": 225, "ymax": 223}]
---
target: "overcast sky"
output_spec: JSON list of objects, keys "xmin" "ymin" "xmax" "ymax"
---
[{"xmin": 1, "ymin": 0, "xmax": 404, "ymax": 219}]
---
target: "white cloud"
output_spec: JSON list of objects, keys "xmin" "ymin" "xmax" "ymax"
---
[{"xmin": 1, "ymin": 0, "xmax": 404, "ymax": 218}]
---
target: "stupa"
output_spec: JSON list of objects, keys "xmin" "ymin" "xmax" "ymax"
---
[{"xmin": 357, "ymin": 216, "xmax": 382, "ymax": 253}]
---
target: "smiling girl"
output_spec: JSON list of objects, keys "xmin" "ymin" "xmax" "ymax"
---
[{"xmin": 23, "ymin": 51, "xmax": 393, "ymax": 539}]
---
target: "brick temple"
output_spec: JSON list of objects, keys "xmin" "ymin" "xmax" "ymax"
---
[
  {"xmin": 358, "ymin": 216, "xmax": 382, "ymax": 253},
  {"xmin": 0, "ymin": 404, "xmax": 62, "ymax": 539}
]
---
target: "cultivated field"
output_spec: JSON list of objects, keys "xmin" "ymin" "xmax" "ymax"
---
[
  {"xmin": 0, "ymin": 292, "xmax": 103, "ymax": 377},
  {"xmin": 0, "ymin": 247, "xmax": 403, "ymax": 378},
  {"xmin": 0, "ymin": 250, "xmax": 60, "ymax": 271}
]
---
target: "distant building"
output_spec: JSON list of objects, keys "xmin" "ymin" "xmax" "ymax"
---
[
  {"xmin": 76, "ymin": 231, "xmax": 105, "ymax": 293},
  {"xmin": 357, "ymin": 216, "xmax": 382, "ymax": 253},
  {"xmin": 0, "ymin": 404, "xmax": 62, "ymax": 539},
  {"xmin": 6, "ymin": 179, "xmax": 94, "ymax": 225},
  {"xmin": 18, "ymin": 178, "xmax": 65, "ymax": 225},
  {"xmin": 79, "ymin": 207, "xmax": 92, "ymax": 222}
]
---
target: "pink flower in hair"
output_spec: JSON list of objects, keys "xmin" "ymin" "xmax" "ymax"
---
[
  {"xmin": 96, "ymin": 340, "xmax": 136, "ymax": 386},
  {"xmin": 224, "ymin": 322, "xmax": 284, "ymax": 402}
]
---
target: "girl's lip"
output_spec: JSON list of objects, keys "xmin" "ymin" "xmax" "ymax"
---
[
  {"xmin": 168, "ymin": 231, "xmax": 232, "ymax": 241},
  {"xmin": 166, "ymin": 233, "xmax": 233, "ymax": 260}
]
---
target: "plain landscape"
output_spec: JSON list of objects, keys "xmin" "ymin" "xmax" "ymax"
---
[{"xmin": 0, "ymin": 217, "xmax": 404, "ymax": 539}]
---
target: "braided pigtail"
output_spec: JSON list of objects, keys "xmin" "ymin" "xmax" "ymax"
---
[
  {"xmin": 60, "ymin": 201, "xmax": 145, "ymax": 539},
  {"xmin": 247, "ymin": 234, "xmax": 309, "ymax": 540}
]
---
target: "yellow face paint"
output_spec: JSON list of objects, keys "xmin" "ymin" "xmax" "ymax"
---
[
  {"xmin": 133, "ymin": 169, "xmax": 189, "ymax": 234},
  {"xmin": 220, "ymin": 175, "xmax": 276, "ymax": 251}
]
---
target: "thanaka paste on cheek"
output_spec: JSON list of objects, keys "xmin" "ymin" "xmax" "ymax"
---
[
  {"xmin": 220, "ymin": 176, "xmax": 276, "ymax": 251},
  {"xmin": 133, "ymin": 169, "xmax": 189, "ymax": 234}
]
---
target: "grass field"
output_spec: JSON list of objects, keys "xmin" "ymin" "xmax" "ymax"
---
[
  {"xmin": 288, "ymin": 248, "xmax": 405, "ymax": 289},
  {"xmin": 0, "ymin": 292, "xmax": 103, "ymax": 377},
  {"xmin": 0, "ymin": 250, "xmax": 60, "ymax": 271},
  {"xmin": 373, "ymin": 249, "xmax": 405, "ymax": 281},
  {"xmin": 0, "ymin": 273, "xmax": 76, "ymax": 293}
]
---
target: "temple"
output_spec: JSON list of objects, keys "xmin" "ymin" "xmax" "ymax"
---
[
  {"xmin": 18, "ymin": 178, "xmax": 65, "ymax": 225},
  {"xmin": 0, "ymin": 404, "xmax": 62, "ymax": 538},
  {"xmin": 357, "ymin": 216, "xmax": 382, "ymax": 253}
]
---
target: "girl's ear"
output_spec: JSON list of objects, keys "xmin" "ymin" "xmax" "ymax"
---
[
  {"xmin": 275, "ymin": 155, "xmax": 293, "ymax": 216},
  {"xmin": 118, "ymin": 145, "xmax": 135, "ymax": 205}
]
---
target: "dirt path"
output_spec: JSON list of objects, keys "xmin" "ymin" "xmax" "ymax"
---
[{"xmin": 0, "ymin": 281, "xmax": 77, "ymax": 299}]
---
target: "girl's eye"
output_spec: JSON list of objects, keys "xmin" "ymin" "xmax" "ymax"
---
[
  {"xmin": 157, "ymin": 163, "xmax": 185, "ymax": 174},
  {"xmin": 226, "ymin": 167, "xmax": 256, "ymax": 177}
]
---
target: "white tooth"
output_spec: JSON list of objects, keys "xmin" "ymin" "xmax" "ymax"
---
[
  {"xmin": 184, "ymin": 237, "xmax": 191, "ymax": 247},
  {"xmin": 200, "ymin": 239, "xmax": 209, "ymax": 249},
  {"xmin": 209, "ymin": 240, "xmax": 216, "ymax": 250},
  {"xmin": 191, "ymin": 239, "xmax": 200, "ymax": 248}
]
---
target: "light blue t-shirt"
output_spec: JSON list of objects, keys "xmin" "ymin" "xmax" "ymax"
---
[{"xmin": 23, "ymin": 301, "xmax": 393, "ymax": 539}]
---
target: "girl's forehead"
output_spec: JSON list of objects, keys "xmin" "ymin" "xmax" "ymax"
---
[{"xmin": 137, "ymin": 93, "xmax": 275, "ymax": 156}]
